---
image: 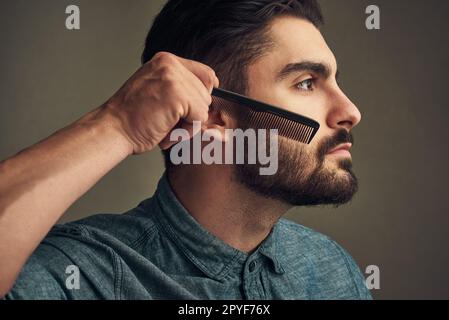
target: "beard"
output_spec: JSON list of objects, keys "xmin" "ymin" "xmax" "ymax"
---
[{"xmin": 234, "ymin": 128, "xmax": 358, "ymax": 207}]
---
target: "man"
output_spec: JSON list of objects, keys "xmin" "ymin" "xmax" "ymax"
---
[{"xmin": 0, "ymin": 0, "xmax": 371, "ymax": 299}]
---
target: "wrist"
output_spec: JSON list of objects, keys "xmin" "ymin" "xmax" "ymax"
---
[{"xmin": 78, "ymin": 105, "xmax": 135, "ymax": 157}]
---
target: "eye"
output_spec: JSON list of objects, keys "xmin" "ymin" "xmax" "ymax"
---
[{"xmin": 296, "ymin": 78, "xmax": 315, "ymax": 91}]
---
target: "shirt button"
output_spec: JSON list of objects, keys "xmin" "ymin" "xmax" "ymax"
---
[{"xmin": 248, "ymin": 261, "xmax": 256, "ymax": 272}]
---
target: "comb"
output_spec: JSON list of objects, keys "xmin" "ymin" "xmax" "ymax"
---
[{"xmin": 211, "ymin": 88, "xmax": 319, "ymax": 144}]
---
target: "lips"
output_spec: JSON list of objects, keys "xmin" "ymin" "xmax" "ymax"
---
[{"xmin": 327, "ymin": 143, "xmax": 352, "ymax": 156}]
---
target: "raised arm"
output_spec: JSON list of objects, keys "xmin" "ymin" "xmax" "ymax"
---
[{"xmin": 0, "ymin": 52, "xmax": 219, "ymax": 296}]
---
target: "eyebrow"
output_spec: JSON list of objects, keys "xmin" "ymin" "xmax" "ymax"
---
[{"xmin": 275, "ymin": 61, "xmax": 338, "ymax": 82}]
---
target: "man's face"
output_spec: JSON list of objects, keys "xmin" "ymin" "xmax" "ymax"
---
[{"xmin": 234, "ymin": 16, "xmax": 362, "ymax": 206}]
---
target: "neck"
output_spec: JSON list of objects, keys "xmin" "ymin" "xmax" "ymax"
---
[{"xmin": 167, "ymin": 165, "xmax": 291, "ymax": 253}]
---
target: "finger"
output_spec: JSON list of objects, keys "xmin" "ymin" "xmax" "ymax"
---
[
  {"xmin": 178, "ymin": 57, "xmax": 217, "ymax": 93},
  {"xmin": 176, "ymin": 77, "xmax": 210, "ymax": 124},
  {"xmin": 179, "ymin": 64, "xmax": 212, "ymax": 109}
]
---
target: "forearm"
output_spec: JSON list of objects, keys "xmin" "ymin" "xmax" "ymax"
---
[{"xmin": 0, "ymin": 105, "xmax": 132, "ymax": 295}]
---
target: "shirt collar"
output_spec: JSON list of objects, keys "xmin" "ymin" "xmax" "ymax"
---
[{"xmin": 147, "ymin": 172, "xmax": 285, "ymax": 280}]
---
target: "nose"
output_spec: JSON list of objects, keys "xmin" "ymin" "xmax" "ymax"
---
[{"xmin": 326, "ymin": 86, "xmax": 362, "ymax": 131}]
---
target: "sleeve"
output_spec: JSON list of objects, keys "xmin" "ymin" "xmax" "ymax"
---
[
  {"xmin": 4, "ymin": 244, "xmax": 68, "ymax": 300},
  {"xmin": 4, "ymin": 223, "xmax": 119, "ymax": 300}
]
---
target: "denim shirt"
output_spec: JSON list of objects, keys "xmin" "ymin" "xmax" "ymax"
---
[{"xmin": 6, "ymin": 173, "xmax": 372, "ymax": 300}]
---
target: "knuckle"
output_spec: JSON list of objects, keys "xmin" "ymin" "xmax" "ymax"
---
[
  {"xmin": 159, "ymin": 64, "xmax": 176, "ymax": 82},
  {"xmin": 202, "ymin": 73, "xmax": 214, "ymax": 90},
  {"xmin": 175, "ymin": 101, "xmax": 187, "ymax": 118},
  {"xmin": 205, "ymin": 92, "xmax": 212, "ymax": 105},
  {"xmin": 209, "ymin": 67, "xmax": 217, "ymax": 80},
  {"xmin": 207, "ymin": 73, "xmax": 215, "ymax": 86},
  {"xmin": 215, "ymin": 75, "xmax": 220, "ymax": 86},
  {"xmin": 153, "ymin": 52, "xmax": 178, "ymax": 71},
  {"xmin": 153, "ymin": 51, "xmax": 174, "ymax": 63},
  {"xmin": 205, "ymin": 65, "xmax": 214, "ymax": 74},
  {"xmin": 206, "ymin": 67, "xmax": 216, "ymax": 81}
]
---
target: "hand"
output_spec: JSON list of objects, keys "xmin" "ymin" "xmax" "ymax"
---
[{"xmin": 103, "ymin": 51, "xmax": 219, "ymax": 154}]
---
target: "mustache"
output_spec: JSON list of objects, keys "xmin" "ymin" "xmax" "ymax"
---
[{"xmin": 317, "ymin": 129, "xmax": 354, "ymax": 160}]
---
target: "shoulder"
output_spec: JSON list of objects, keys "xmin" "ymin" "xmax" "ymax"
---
[
  {"xmin": 64, "ymin": 201, "xmax": 159, "ymax": 248},
  {"xmin": 6, "ymin": 199, "xmax": 160, "ymax": 300},
  {"xmin": 277, "ymin": 218, "xmax": 345, "ymax": 254},
  {"xmin": 39, "ymin": 196, "xmax": 163, "ymax": 252},
  {"xmin": 276, "ymin": 218, "xmax": 372, "ymax": 299}
]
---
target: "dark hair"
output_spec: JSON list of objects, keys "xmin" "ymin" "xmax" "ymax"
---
[{"xmin": 141, "ymin": 0, "xmax": 324, "ymax": 168}]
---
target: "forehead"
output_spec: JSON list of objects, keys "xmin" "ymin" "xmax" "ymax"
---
[{"xmin": 251, "ymin": 16, "xmax": 337, "ymax": 77}]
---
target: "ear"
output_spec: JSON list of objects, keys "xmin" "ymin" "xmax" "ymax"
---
[{"xmin": 202, "ymin": 104, "xmax": 230, "ymax": 143}]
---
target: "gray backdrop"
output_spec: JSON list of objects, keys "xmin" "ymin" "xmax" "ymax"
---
[{"xmin": 1, "ymin": 0, "xmax": 448, "ymax": 299}]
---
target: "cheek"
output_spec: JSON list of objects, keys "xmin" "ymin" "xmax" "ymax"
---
[
  {"xmin": 278, "ymin": 137, "xmax": 318, "ymax": 164},
  {"xmin": 276, "ymin": 139, "xmax": 321, "ymax": 179},
  {"xmin": 274, "ymin": 91, "xmax": 331, "ymax": 134},
  {"xmin": 302, "ymin": 103, "xmax": 329, "ymax": 130},
  {"xmin": 305, "ymin": 133, "xmax": 323, "ymax": 154}
]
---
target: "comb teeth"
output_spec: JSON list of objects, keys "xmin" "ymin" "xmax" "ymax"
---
[
  {"xmin": 247, "ymin": 110, "xmax": 314, "ymax": 144},
  {"xmin": 211, "ymin": 96, "xmax": 317, "ymax": 144}
]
